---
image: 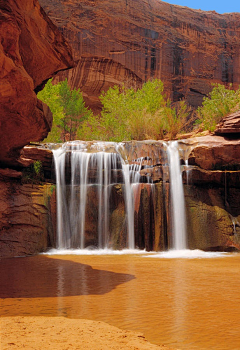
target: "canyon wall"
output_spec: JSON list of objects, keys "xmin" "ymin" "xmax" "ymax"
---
[
  {"xmin": 0, "ymin": 0, "xmax": 74, "ymax": 257},
  {"xmin": 0, "ymin": 170, "xmax": 56, "ymax": 258},
  {"xmin": 39, "ymin": 0, "xmax": 240, "ymax": 111},
  {"xmin": 0, "ymin": 0, "xmax": 74, "ymax": 167}
]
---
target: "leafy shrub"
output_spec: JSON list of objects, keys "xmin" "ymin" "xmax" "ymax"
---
[
  {"xmin": 77, "ymin": 79, "xmax": 191, "ymax": 141},
  {"xmin": 197, "ymin": 84, "xmax": 240, "ymax": 131},
  {"xmin": 22, "ymin": 161, "xmax": 43, "ymax": 184},
  {"xmin": 38, "ymin": 79, "xmax": 92, "ymax": 142},
  {"xmin": 33, "ymin": 160, "xmax": 42, "ymax": 176}
]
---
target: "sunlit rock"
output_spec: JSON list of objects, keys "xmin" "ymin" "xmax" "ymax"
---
[
  {"xmin": 0, "ymin": 0, "xmax": 74, "ymax": 166},
  {"xmin": 40, "ymin": 0, "xmax": 240, "ymax": 110}
]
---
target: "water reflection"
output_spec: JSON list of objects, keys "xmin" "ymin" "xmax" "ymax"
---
[
  {"xmin": 1, "ymin": 254, "xmax": 240, "ymax": 349},
  {"xmin": 172, "ymin": 261, "xmax": 188, "ymax": 347},
  {"xmin": 0, "ymin": 255, "xmax": 135, "ymax": 298}
]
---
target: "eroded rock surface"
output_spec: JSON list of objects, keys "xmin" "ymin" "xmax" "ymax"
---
[
  {"xmin": 185, "ymin": 185, "xmax": 240, "ymax": 251},
  {"xmin": 186, "ymin": 135, "xmax": 240, "ymax": 170},
  {"xmin": 215, "ymin": 110, "xmax": 240, "ymax": 135},
  {"xmin": 0, "ymin": 0, "xmax": 74, "ymax": 166},
  {"xmin": 54, "ymin": 57, "xmax": 142, "ymax": 113},
  {"xmin": 40, "ymin": 0, "xmax": 240, "ymax": 110},
  {"xmin": 0, "ymin": 176, "xmax": 56, "ymax": 258}
]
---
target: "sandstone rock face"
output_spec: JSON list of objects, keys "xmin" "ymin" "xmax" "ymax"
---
[
  {"xmin": 133, "ymin": 183, "xmax": 169, "ymax": 251},
  {"xmin": 78, "ymin": 137, "xmax": 240, "ymax": 252},
  {"xmin": 0, "ymin": 0, "xmax": 74, "ymax": 166},
  {"xmin": 183, "ymin": 167, "xmax": 240, "ymax": 188},
  {"xmin": 54, "ymin": 57, "xmax": 142, "ymax": 113},
  {"xmin": 39, "ymin": 0, "xmax": 240, "ymax": 110},
  {"xmin": 21, "ymin": 145, "xmax": 54, "ymax": 179},
  {"xmin": 0, "ymin": 175, "xmax": 56, "ymax": 258},
  {"xmin": 181, "ymin": 135, "xmax": 240, "ymax": 251},
  {"xmin": 77, "ymin": 182, "xmax": 169, "ymax": 251},
  {"xmin": 185, "ymin": 135, "xmax": 240, "ymax": 170},
  {"xmin": 185, "ymin": 185, "xmax": 240, "ymax": 251},
  {"xmin": 215, "ymin": 110, "xmax": 240, "ymax": 135}
]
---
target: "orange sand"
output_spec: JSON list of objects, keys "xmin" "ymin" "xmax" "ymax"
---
[{"xmin": 0, "ymin": 316, "xmax": 176, "ymax": 350}]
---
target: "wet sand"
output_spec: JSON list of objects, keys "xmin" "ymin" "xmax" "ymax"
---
[{"xmin": 1, "ymin": 316, "xmax": 173, "ymax": 350}]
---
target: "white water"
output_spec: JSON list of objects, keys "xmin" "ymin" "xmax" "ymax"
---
[
  {"xmin": 53, "ymin": 140, "xmax": 191, "ymax": 253},
  {"xmin": 146, "ymin": 249, "xmax": 230, "ymax": 259},
  {"xmin": 43, "ymin": 248, "xmax": 147, "ymax": 256},
  {"xmin": 43, "ymin": 248, "xmax": 231, "ymax": 259},
  {"xmin": 53, "ymin": 141, "xmax": 147, "ymax": 250},
  {"xmin": 70, "ymin": 151, "xmax": 91, "ymax": 249},
  {"xmin": 53, "ymin": 147, "xmax": 69, "ymax": 248},
  {"xmin": 167, "ymin": 141, "xmax": 187, "ymax": 250}
]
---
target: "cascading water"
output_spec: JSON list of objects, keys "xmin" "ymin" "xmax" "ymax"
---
[
  {"xmin": 167, "ymin": 141, "xmax": 187, "ymax": 250},
  {"xmin": 53, "ymin": 141, "xmax": 147, "ymax": 250},
  {"xmin": 53, "ymin": 140, "xmax": 189, "ymax": 252}
]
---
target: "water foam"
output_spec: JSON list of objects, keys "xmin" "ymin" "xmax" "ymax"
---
[
  {"xmin": 43, "ymin": 248, "xmax": 147, "ymax": 256},
  {"xmin": 145, "ymin": 249, "xmax": 230, "ymax": 259}
]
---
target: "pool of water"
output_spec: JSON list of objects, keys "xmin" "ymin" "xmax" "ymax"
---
[{"xmin": 1, "ymin": 252, "xmax": 240, "ymax": 349}]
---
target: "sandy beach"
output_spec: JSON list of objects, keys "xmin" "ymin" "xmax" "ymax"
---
[{"xmin": 1, "ymin": 316, "xmax": 175, "ymax": 350}]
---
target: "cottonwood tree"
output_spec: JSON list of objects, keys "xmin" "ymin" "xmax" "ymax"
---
[
  {"xmin": 78, "ymin": 79, "xmax": 190, "ymax": 141},
  {"xmin": 38, "ymin": 79, "xmax": 91, "ymax": 142}
]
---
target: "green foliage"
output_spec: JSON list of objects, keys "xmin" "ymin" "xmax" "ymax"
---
[
  {"xmin": 78, "ymin": 79, "xmax": 190, "ymax": 141},
  {"xmin": 22, "ymin": 161, "xmax": 43, "ymax": 184},
  {"xmin": 33, "ymin": 160, "xmax": 42, "ymax": 175},
  {"xmin": 38, "ymin": 79, "xmax": 91, "ymax": 142},
  {"xmin": 37, "ymin": 79, "xmax": 64, "ymax": 142},
  {"xmin": 197, "ymin": 84, "xmax": 240, "ymax": 131}
]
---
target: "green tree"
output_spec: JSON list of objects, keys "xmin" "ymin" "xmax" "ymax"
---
[
  {"xmin": 38, "ymin": 79, "xmax": 91, "ymax": 142},
  {"xmin": 197, "ymin": 84, "xmax": 240, "ymax": 132},
  {"xmin": 37, "ymin": 79, "xmax": 64, "ymax": 142},
  {"xmin": 77, "ymin": 79, "xmax": 190, "ymax": 141}
]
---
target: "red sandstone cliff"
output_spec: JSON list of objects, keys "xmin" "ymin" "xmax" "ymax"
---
[
  {"xmin": 0, "ymin": 0, "xmax": 74, "ymax": 166},
  {"xmin": 39, "ymin": 0, "xmax": 240, "ymax": 111}
]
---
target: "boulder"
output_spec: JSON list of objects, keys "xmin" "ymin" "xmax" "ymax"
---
[
  {"xmin": 185, "ymin": 135, "xmax": 240, "ymax": 170},
  {"xmin": 215, "ymin": 110, "xmax": 240, "ymax": 135},
  {"xmin": 0, "ymin": 0, "xmax": 74, "ymax": 166}
]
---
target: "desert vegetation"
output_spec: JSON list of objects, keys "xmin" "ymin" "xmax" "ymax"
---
[
  {"xmin": 38, "ymin": 79, "xmax": 240, "ymax": 142},
  {"xmin": 38, "ymin": 79, "xmax": 91, "ymax": 142},
  {"xmin": 197, "ymin": 83, "xmax": 240, "ymax": 131}
]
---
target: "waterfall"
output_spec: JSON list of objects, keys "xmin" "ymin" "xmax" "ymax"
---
[
  {"xmin": 53, "ymin": 147, "xmax": 69, "ymax": 248},
  {"xmin": 167, "ymin": 141, "xmax": 187, "ymax": 250},
  {"xmin": 53, "ymin": 141, "xmax": 145, "ymax": 250},
  {"xmin": 53, "ymin": 140, "xmax": 188, "ymax": 252}
]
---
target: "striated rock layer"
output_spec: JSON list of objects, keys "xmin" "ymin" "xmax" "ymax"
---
[
  {"xmin": 0, "ymin": 171, "xmax": 56, "ymax": 258},
  {"xmin": 39, "ymin": 0, "xmax": 240, "ymax": 110},
  {"xmin": 215, "ymin": 110, "xmax": 240, "ymax": 135},
  {"xmin": 54, "ymin": 56, "xmax": 143, "ymax": 113},
  {"xmin": 0, "ymin": 0, "xmax": 74, "ymax": 167}
]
